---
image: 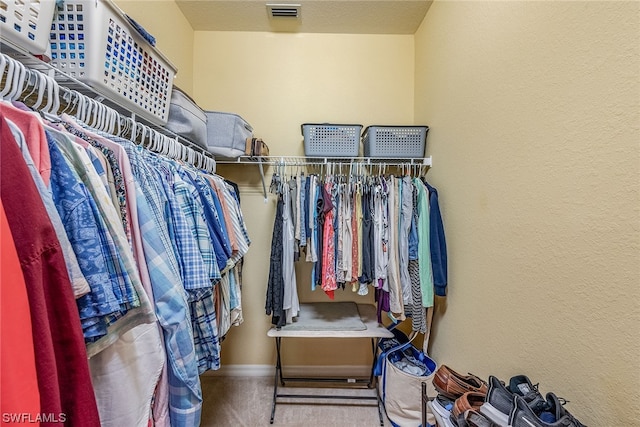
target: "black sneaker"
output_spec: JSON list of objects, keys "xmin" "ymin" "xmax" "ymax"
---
[
  {"xmin": 509, "ymin": 393, "xmax": 587, "ymax": 427},
  {"xmin": 480, "ymin": 376, "xmax": 547, "ymax": 426}
]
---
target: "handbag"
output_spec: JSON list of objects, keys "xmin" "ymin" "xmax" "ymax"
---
[
  {"xmin": 376, "ymin": 326, "xmax": 438, "ymax": 427},
  {"xmin": 245, "ymin": 137, "xmax": 270, "ymax": 158}
]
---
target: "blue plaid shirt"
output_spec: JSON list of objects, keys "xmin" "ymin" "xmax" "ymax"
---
[
  {"xmin": 178, "ymin": 167, "xmax": 221, "ymax": 282},
  {"xmin": 135, "ymin": 186, "xmax": 202, "ymax": 426},
  {"xmin": 147, "ymin": 156, "xmax": 211, "ymax": 293},
  {"xmin": 190, "ymin": 174, "xmax": 232, "ymax": 272},
  {"xmin": 90, "ymin": 131, "xmax": 203, "ymax": 425}
]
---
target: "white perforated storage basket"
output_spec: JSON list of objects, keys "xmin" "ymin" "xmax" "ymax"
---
[
  {"xmin": 302, "ymin": 123, "xmax": 362, "ymax": 157},
  {"xmin": 363, "ymin": 126, "xmax": 428, "ymax": 158},
  {"xmin": 0, "ymin": 0, "xmax": 56, "ymax": 54},
  {"xmin": 48, "ymin": 0, "xmax": 176, "ymax": 126}
]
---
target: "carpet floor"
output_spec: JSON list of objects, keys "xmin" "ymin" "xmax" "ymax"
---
[{"xmin": 200, "ymin": 375, "xmax": 391, "ymax": 426}]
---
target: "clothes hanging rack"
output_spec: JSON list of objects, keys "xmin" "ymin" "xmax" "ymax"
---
[
  {"xmin": 216, "ymin": 155, "xmax": 432, "ymax": 201},
  {"xmin": 0, "ymin": 41, "xmax": 216, "ymax": 173},
  {"xmin": 216, "ymin": 155, "xmax": 432, "ymax": 167}
]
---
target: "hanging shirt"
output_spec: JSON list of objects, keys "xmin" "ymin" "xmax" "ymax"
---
[
  {"xmin": 5, "ymin": 116, "xmax": 91, "ymax": 299},
  {"xmin": 47, "ymin": 126, "xmax": 155, "ymax": 355},
  {"xmin": 266, "ymin": 195, "xmax": 286, "ymax": 327},
  {"xmin": 373, "ymin": 177, "xmax": 389, "ymax": 290},
  {"xmin": 134, "ymin": 188, "xmax": 203, "ymax": 426},
  {"xmin": 47, "ymin": 133, "xmax": 124, "ymax": 337},
  {"xmin": 414, "ymin": 178, "xmax": 434, "ymax": 308},
  {"xmin": 282, "ymin": 182, "xmax": 300, "ymax": 323},
  {"xmin": 0, "ymin": 116, "xmax": 101, "ymax": 427},
  {"xmin": 424, "ymin": 180, "xmax": 448, "ymax": 297},
  {"xmin": 399, "ymin": 176, "xmax": 414, "ymax": 305},
  {"xmin": 0, "ymin": 202, "xmax": 41, "ymax": 424},
  {"xmin": 63, "ymin": 124, "xmax": 131, "ymax": 244},
  {"xmin": 0, "ymin": 103, "xmax": 51, "ymax": 184},
  {"xmin": 321, "ymin": 180, "xmax": 337, "ymax": 298},
  {"xmin": 386, "ymin": 176, "xmax": 404, "ymax": 319}
]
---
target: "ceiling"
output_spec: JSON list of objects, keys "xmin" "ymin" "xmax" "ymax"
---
[{"xmin": 175, "ymin": 1, "xmax": 433, "ymax": 34}]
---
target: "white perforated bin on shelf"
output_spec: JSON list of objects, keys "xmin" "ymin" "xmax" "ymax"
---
[
  {"xmin": 363, "ymin": 126, "xmax": 428, "ymax": 158},
  {"xmin": 0, "ymin": 0, "xmax": 56, "ymax": 54},
  {"xmin": 48, "ymin": 0, "xmax": 177, "ymax": 126},
  {"xmin": 302, "ymin": 123, "xmax": 362, "ymax": 157}
]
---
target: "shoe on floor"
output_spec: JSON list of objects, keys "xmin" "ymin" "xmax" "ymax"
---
[
  {"xmin": 508, "ymin": 393, "xmax": 587, "ymax": 427},
  {"xmin": 480, "ymin": 375, "xmax": 547, "ymax": 426},
  {"xmin": 433, "ymin": 365, "xmax": 488, "ymax": 400},
  {"xmin": 431, "ymin": 394, "xmax": 457, "ymax": 427},
  {"xmin": 465, "ymin": 409, "xmax": 499, "ymax": 427},
  {"xmin": 451, "ymin": 392, "xmax": 486, "ymax": 426}
]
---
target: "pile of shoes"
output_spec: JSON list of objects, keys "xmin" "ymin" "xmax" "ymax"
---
[{"xmin": 428, "ymin": 365, "xmax": 587, "ymax": 427}]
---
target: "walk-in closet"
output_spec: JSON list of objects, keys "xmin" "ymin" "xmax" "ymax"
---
[{"xmin": 1, "ymin": 0, "xmax": 637, "ymax": 426}]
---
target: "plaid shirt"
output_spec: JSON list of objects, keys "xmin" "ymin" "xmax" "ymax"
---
[
  {"xmin": 136, "ymin": 187, "xmax": 203, "ymax": 426},
  {"xmin": 173, "ymin": 167, "xmax": 219, "ymax": 284},
  {"xmin": 188, "ymin": 173, "xmax": 232, "ymax": 272},
  {"xmin": 147, "ymin": 156, "xmax": 211, "ymax": 293},
  {"xmin": 79, "ymin": 127, "xmax": 207, "ymax": 425},
  {"xmin": 178, "ymin": 167, "xmax": 221, "ymax": 282}
]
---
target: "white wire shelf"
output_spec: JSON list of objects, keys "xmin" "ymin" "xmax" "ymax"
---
[{"xmin": 215, "ymin": 155, "xmax": 432, "ymax": 167}]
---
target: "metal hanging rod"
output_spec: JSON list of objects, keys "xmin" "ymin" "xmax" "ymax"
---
[
  {"xmin": 216, "ymin": 156, "xmax": 432, "ymax": 202},
  {"xmin": 216, "ymin": 155, "xmax": 433, "ymax": 167}
]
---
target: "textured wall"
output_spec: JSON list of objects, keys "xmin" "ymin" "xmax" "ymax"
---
[
  {"xmin": 414, "ymin": 1, "xmax": 640, "ymax": 424},
  {"xmin": 193, "ymin": 31, "xmax": 415, "ymax": 366},
  {"xmin": 115, "ymin": 0, "xmax": 195, "ymax": 95}
]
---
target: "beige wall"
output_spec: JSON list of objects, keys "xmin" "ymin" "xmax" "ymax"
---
[
  {"xmin": 414, "ymin": 1, "xmax": 640, "ymax": 425},
  {"xmin": 193, "ymin": 31, "xmax": 415, "ymax": 366},
  {"xmin": 115, "ymin": 0, "xmax": 194, "ymax": 95},
  {"xmin": 116, "ymin": 2, "xmax": 640, "ymax": 423}
]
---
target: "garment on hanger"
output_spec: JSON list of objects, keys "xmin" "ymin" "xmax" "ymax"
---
[
  {"xmin": 0, "ymin": 201, "xmax": 41, "ymax": 424},
  {"xmin": 266, "ymin": 181, "xmax": 286, "ymax": 327},
  {"xmin": 1, "ymin": 88, "xmax": 251, "ymax": 427},
  {"xmin": 1, "ymin": 103, "xmax": 90, "ymax": 298},
  {"xmin": 264, "ymin": 164, "xmax": 447, "ymax": 329},
  {"xmin": 1, "ymin": 114, "xmax": 101, "ymax": 427}
]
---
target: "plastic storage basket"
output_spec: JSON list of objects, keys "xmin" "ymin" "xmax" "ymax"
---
[
  {"xmin": 48, "ymin": 0, "xmax": 177, "ymax": 126},
  {"xmin": 0, "ymin": 0, "xmax": 56, "ymax": 55},
  {"xmin": 363, "ymin": 126, "xmax": 429, "ymax": 158},
  {"xmin": 302, "ymin": 123, "xmax": 362, "ymax": 157}
]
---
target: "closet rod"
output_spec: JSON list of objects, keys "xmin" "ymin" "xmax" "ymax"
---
[
  {"xmin": 216, "ymin": 155, "xmax": 433, "ymax": 167},
  {"xmin": 216, "ymin": 156, "xmax": 432, "ymax": 202},
  {"xmin": 0, "ymin": 42, "xmax": 216, "ymax": 173}
]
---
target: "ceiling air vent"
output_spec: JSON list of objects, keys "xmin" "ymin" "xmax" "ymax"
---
[{"xmin": 267, "ymin": 4, "xmax": 301, "ymax": 19}]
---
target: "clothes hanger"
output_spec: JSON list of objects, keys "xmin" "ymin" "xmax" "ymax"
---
[
  {"xmin": 40, "ymin": 75, "xmax": 58, "ymax": 115},
  {"xmin": 96, "ymin": 102, "xmax": 106, "ymax": 131},
  {"xmin": 0, "ymin": 54, "xmax": 8, "ymax": 96},
  {"xmin": 58, "ymin": 88, "xmax": 77, "ymax": 116},
  {"xmin": 128, "ymin": 117, "xmax": 136, "ymax": 142},
  {"xmin": 8, "ymin": 61, "xmax": 28, "ymax": 101},
  {"xmin": 0, "ymin": 57, "xmax": 16, "ymax": 99},
  {"xmin": 144, "ymin": 126, "xmax": 155, "ymax": 151},
  {"xmin": 105, "ymin": 105, "xmax": 116, "ymax": 134},
  {"xmin": 96, "ymin": 101, "xmax": 107, "ymax": 131},
  {"xmin": 50, "ymin": 77, "xmax": 61, "ymax": 115},
  {"xmin": 30, "ymin": 72, "xmax": 48, "ymax": 111},
  {"xmin": 19, "ymin": 69, "xmax": 39, "ymax": 101}
]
